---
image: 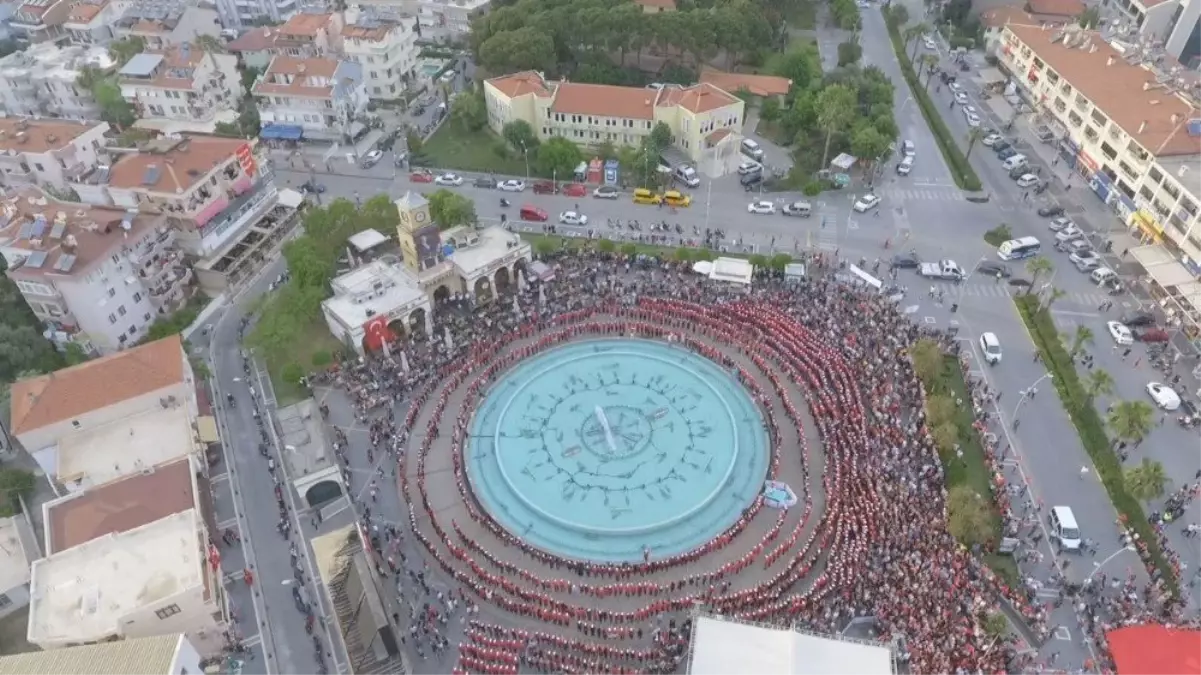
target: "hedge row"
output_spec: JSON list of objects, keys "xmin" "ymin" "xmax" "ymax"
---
[
  {"xmin": 883, "ymin": 15, "xmax": 983, "ymax": 192},
  {"xmin": 1014, "ymin": 295, "xmax": 1179, "ymax": 598}
]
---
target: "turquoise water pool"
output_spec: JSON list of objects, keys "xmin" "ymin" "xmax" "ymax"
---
[{"xmin": 465, "ymin": 339, "xmax": 769, "ymax": 562}]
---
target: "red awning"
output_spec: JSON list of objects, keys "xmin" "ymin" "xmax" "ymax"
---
[
  {"xmin": 1107, "ymin": 625, "xmax": 1201, "ymax": 675},
  {"xmin": 362, "ymin": 316, "xmax": 396, "ymax": 352}
]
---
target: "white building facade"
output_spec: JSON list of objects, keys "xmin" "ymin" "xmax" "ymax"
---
[
  {"xmin": 0, "ymin": 119, "xmax": 111, "ymax": 193},
  {"xmin": 342, "ymin": 7, "xmax": 418, "ymax": 100},
  {"xmin": 0, "ymin": 42, "xmax": 114, "ymax": 119},
  {"xmin": 118, "ymin": 45, "xmax": 241, "ymax": 131},
  {"xmin": 254, "ymin": 56, "xmax": 369, "ymax": 140}
]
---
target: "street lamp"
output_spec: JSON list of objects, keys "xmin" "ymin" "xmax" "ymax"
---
[
  {"xmin": 519, "ymin": 141, "xmax": 530, "ymax": 181},
  {"xmin": 1013, "ymin": 372, "xmax": 1054, "ymax": 421},
  {"xmin": 1086, "ymin": 546, "xmax": 1135, "ymax": 582}
]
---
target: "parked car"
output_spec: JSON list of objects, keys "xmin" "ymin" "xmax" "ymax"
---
[
  {"xmin": 360, "ymin": 149, "xmax": 383, "ymax": 168},
  {"xmin": 997, "ymin": 147, "xmax": 1018, "ymax": 160},
  {"xmin": 410, "ymin": 170, "xmax": 435, "ymax": 183},
  {"xmin": 1070, "ymin": 250, "xmax": 1100, "ymax": 270},
  {"xmin": 300, "ymin": 180, "xmax": 325, "ymax": 194},
  {"xmin": 519, "ymin": 205, "xmax": 548, "ymax": 221},
  {"xmin": 982, "ymin": 133, "xmax": 1004, "ymax": 147},
  {"xmin": 1038, "ymin": 205, "xmax": 1065, "ymax": 218},
  {"xmin": 435, "ymin": 172, "xmax": 463, "ymax": 186},
  {"xmin": 1056, "ymin": 239, "xmax": 1092, "ymax": 255},
  {"xmin": 782, "ymin": 201, "xmax": 813, "ymax": 217},
  {"xmin": 593, "ymin": 185, "xmax": 620, "ymax": 199},
  {"xmin": 532, "ymin": 181, "xmax": 556, "ymax": 194},
  {"xmin": 473, "ymin": 176, "xmax": 496, "ymax": 188},
  {"xmin": 976, "ymin": 260, "xmax": 1010, "ymax": 278},
  {"xmin": 562, "ymin": 183, "xmax": 588, "ymax": 197},
  {"xmin": 1016, "ymin": 174, "xmax": 1040, "ymax": 188},
  {"xmin": 1048, "ymin": 217, "xmax": 1074, "ymax": 231},
  {"xmin": 1107, "ymin": 321, "xmax": 1134, "ymax": 345},
  {"xmin": 992, "ymin": 140, "xmax": 1013, "ymax": 153},
  {"xmin": 1146, "ymin": 382, "xmax": 1181, "ymax": 410},
  {"xmin": 1134, "ymin": 327, "xmax": 1170, "ymax": 343},
  {"xmin": 497, "ymin": 179, "xmax": 526, "ymax": 192},
  {"xmin": 1120, "ymin": 311, "xmax": 1155, "ymax": 327},
  {"xmin": 738, "ymin": 161, "xmax": 762, "ymax": 175},
  {"xmin": 1054, "ymin": 225, "xmax": 1083, "ymax": 242},
  {"xmin": 891, "ymin": 252, "xmax": 921, "ymax": 269}
]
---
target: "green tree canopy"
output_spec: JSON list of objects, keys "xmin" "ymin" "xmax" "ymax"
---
[
  {"xmin": 1125, "ymin": 458, "xmax": 1168, "ymax": 504},
  {"xmin": 536, "ymin": 137, "xmax": 584, "ymax": 180},
  {"xmin": 1107, "ymin": 400, "xmax": 1155, "ymax": 445},
  {"xmin": 946, "ymin": 484, "xmax": 994, "ymax": 546},
  {"xmin": 108, "ymin": 37, "xmax": 145, "ymax": 67},
  {"xmin": 502, "ymin": 120, "xmax": 539, "ymax": 153},
  {"xmin": 449, "ymin": 91, "xmax": 487, "ymax": 132},
  {"xmin": 427, "ymin": 190, "xmax": 477, "ymax": 229}
]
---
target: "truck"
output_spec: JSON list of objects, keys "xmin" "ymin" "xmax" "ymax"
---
[
  {"xmin": 673, "ymin": 164, "xmax": 701, "ymax": 188},
  {"xmin": 919, "ymin": 259, "xmax": 965, "ymax": 281}
]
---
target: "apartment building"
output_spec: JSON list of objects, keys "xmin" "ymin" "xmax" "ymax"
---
[
  {"xmin": 484, "ymin": 71, "xmax": 745, "ymax": 165},
  {"xmin": 348, "ymin": 0, "xmax": 487, "ymax": 37},
  {"xmin": 0, "ymin": 188, "xmax": 189, "ymax": 353},
  {"xmin": 62, "ymin": 0, "xmax": 129, "ymax": 44},
  {"xmin": 114, "ymin": 0, "xmax": 222, "ymax": 50},
  {"xmin": 215, "ymin": 0, "xmax": 317, "ymax": 31},
  {"xmin": 342, "ymin": 6, "xmax": 417, "ymax": 100},
  {"xmin": 118, "ymin": 43, "xmax": 241, "ymax": 132},
  {"xmin": 997, "ymin": 23, "xmax": 1201, "ymax": 289},
  {"xmin": 8, "ymin": 334, "xmax": 196, "ymax": 462},
  {"xmin": 226, "ymin": 10, "xmax": 342, "ymax": 69},
  {"xmin": 0, "ymin": 514, "xmax": 38, "ymax": 621},
  {"xmin": 6, "ymin": 0, "xmax": 70, "ymax": 43},
  {"xmin": 0, "ymin": 43, "xmax": 114, "ymax": 119},
  {"xmin": 254, "ymin": 55, "xmax": 369, "ymax": 141},
  {"xmin": 1106, "ymin": 0, "xmax": 1183, "ymax": 42},
  {"xmin": 1163, "ymin": 0, "xmax": 1200, "ymax": 68},
  {"xmin": 0, "ymin": 634, "xmax": 203, "ymax": 674},
  {"xmin": 0, "ymin": 119, "xmax": 110, "ymax": 194}
]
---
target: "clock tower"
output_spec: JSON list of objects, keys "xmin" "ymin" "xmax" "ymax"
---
[{"xmin": 394, "ymin": 191, "xmax": 443, "ymax": 274}]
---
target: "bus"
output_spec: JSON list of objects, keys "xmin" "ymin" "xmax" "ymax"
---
[{"xmin": 998, "ymin": 236, "xmax": 1041, "ymax": 261}]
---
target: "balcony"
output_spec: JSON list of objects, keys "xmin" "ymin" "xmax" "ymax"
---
[
  {"xmin": 129, "ymin": 229, "xmax": 175, "ymax": 266},
  {"xmin": 199, "ymin": 174, "xmax": 279, "ymax": 252}
]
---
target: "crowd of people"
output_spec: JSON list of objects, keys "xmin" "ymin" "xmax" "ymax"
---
[{"xmin": 312, "ymin": 247, "xmax": 1194, "ymax": 675}]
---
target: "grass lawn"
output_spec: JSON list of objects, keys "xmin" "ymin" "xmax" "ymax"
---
[
  {"xmin": 935, "ymin": 355, "xmax": 1022, "ymax": 588},
  {"xmin": 263, "ymin": 318, "xmax": 344, "ymax": 406},
  {"xmin": 784, "ymin": 0, "xmax": 817, "ymax": 30},
  {"xmin": 420, "ymin": 125, "xmax": 528, "ymax": 176},
  {"xmin": 0, "ymin": 608, "xmax": 35, "ymax": 655}
]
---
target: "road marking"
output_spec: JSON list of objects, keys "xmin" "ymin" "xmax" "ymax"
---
[
  {"xmin": 1054, "ymin": 626, "xmax": 1072, "ymax": 641},
  {"xmin": 211, "ymin": 473, "xmax": 230, "ymax": 483},
  {"xmin": 1035, "ymin": 588, "xmax": 1062, "ymax": 599},
  {"xmin": 923, "ymin": 316, "xmax": 937, "ymax": 324},
  {"xmin": 1050, "ymin": 309, "xmax": 1101, "ymax": 318},
  {"xmin": 847, "ymin": 218, "xmax": 859, "ymax": 230},
  {"xmin": 243, "ymin": 634, "xmax": 263, "ymax": 648},
  {"xmin": 903, "ymin": 304, "xmax": 920, "ymax": 314},
  {"xmin": 218, "ymin": 518, "xmax": 240, "ymax": 530}
]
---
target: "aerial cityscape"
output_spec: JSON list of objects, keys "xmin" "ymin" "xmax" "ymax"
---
[{"xmin": 0, "ymin": 0, "xmax": 1197, "ymax": 672}]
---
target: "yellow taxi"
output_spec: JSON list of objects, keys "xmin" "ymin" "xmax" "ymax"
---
[
  {"xmin": 663, "ymin": 190, "xmax": 691, "ymax": 207},
  {"xmin": 632, "ymin": 188, "xmax": 662, "ymax": 205}
]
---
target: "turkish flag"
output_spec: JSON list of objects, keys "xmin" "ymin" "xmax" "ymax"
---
[{"xmin": 361, "ymin": 316, "xmax": 396, "ymax": 351}]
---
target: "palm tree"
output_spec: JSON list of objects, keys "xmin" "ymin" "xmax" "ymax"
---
[
  {"xmin": 1107, "ymin": 400, "xmax": 1154, "ymax": 447},
  {"xmin": 1063, "ymin": 324, "xmax": 1095, "ymax": 359},
  {"xmin": 1024, "ymin": 257, "xmax": 1053, "ymax": 295},
  {"xmin": 1040, "ymin": 287, "xmax": 1067, "ymax": 311},
  {"xmin": 920, "ymin": 53, "xmax": 940, "ymax": 89},
  {"xmin": 964, "ymin": 127, "xmax": 983, "ymax": 161},
  {"xmin": 1125, "ymin": 458, "xmax": 1169, "ymax": 504},
  {"xmin": 1083, "ymin": 369, "xmax": 1115, "ymax": 401},
  {"xmin": 906, "ymin": 23, "xmax": 930, "ymax": 62},
  {"xmin": 817, "ymin": 84, "xmax": 856, "ymax": 168}
]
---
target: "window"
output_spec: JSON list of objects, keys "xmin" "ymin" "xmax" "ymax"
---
[
  {"xmin": 1148, "ymin": 166, "xmax": 1163, "ymax": 184},
  {"xmin": 107, "ymin": 287, "xmax": 116, "ymax": 297},
  {"xmin": 118, "ymin": 305, "xmax": 127, "ymax": 316},
  {"xmin": 108, "ymin": 313, "xmax": 117, "ymax": 324},
  {"xmin": 1089, "ymin": 110, "xmax": 1108, "ymax": 128},
  {"xmin": 133, "ymin": 292, "xmax": 142, "ymax": 303},
  {"xmin": 155, "ymin": 604, "xmax": 181, "ymax": 620},
  {"xmin": 1099, "ymin": 142, "xmax": 1117, "ymax": 161},
  {"xmin": 144, "ymin": 312, "xmax": 152, "ymax": 321},
  {"xmin": 129, "ymin": 325, "xmax": 136, "ymax": 335},
  {"xmin": 71, "ymin": 420, "xmax": 81, "ymax": 429}
]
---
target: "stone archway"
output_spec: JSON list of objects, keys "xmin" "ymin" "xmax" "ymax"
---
[
  {"xmin": 513, "ymin": 259, "xmax": 529, "ymax": 287},
  {"xmin": 473, "ymin": 276, "xmax": 493, "ymax": 303},
  {"xmin": 494, "ymin": 267, "xmax": 512, "ymax": 295},
  {"xmin": 305, "ymin": 480, "xmax": 342, "ymax": 508},
  {"xmin": 408, "ymin": 307, "xmax": 428, "ymax": 338},
  {"xmin": 432, "ymin": 284, "xmax": 451, "ymax": 304},
  {"xmin": 387, "ymin": 318, "xmax": 407, "ymax": 342}
]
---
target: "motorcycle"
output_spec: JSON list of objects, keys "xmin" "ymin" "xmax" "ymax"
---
[
  {"xmin": 226, "ymin": 393, "xmax": 236, "ymax": 409},
  {"xmin": 499, "ymin": 198, "xmax": 510, "ymax": 208}
]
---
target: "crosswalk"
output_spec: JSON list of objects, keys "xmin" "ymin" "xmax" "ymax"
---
[
  {"xmin": 926, "ymin": 281, "xmax": 1110, "ymax": 308},
  {"xmin": 814, "ymin": 208, "xmax": 840, "ymax": 252},
  {"xmin": 874, "ymin": 186, "xmax": 964, "ymax": 202}
]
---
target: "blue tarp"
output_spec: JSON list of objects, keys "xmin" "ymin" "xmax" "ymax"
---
[{"xmin": 260, "ymin": 124, "xmax": 303, "ymax": 141}]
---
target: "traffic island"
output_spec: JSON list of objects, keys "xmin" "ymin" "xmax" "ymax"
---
[{"xmin": 1014, "ymin": 294, "xmax": 1180, "ymax": 598}]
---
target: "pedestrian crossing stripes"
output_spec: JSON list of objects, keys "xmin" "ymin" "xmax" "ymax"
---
[
  {"xmin": 928, "ymin": 281, "xmax": 1110, "ymax": 308},
  {"xmin": 814, "ymin": 213, "xmax": 839, "ymax": 252},
  {"xmin": 874, "ymin": 187, "xmax": 964, "ymax": 203}
]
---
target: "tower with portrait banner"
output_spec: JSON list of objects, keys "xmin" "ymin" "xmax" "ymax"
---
[{"xmin": 394, "ymin": 191, "xmax": 445, "ymax": 275}]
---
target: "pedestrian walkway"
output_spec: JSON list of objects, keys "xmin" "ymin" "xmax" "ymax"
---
[
  {"xmin": 931, "ymin": 281, "xmax": 1110, "ymax": 308},
  {"xmin": 814, "ymin": 211, "xmax": 840, "ymax": 252},
  {"xmin": 876, "ymin": 186, "xmax": 964, "ymax": 202}
]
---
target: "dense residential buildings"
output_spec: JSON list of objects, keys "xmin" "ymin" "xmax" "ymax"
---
[
  {"xmin": 342, "ymin": 6, "xmax": 418, "ymax": 99},
  {"xmin": 0, "ymin": 119, "xmax": 111, "ymax": 194},
  {"xmin": 118, "ymin": 43, "xmax": 242, "ymax": 132},
  {"xmin": 215, "ymin": 0, "xmax": 316, "ymax": 32},
  {"xmin": 0, "ymin": 514, "xmax": 38, "ymax": 621},
  {"xmin": 226, "ymin": 10, "xmax": 342, "ymax": 68},
  {"xmin": 0, "ymin": 634, "xmax": 203, "ymax": 674},
  {"xmin": 0, "ymin": 43, "xmax": 112, "ymax": 119},
  {"xmin": 484, "ymin": 71, "xmax": 746, "ymax": 165},
  {"xmin": 114, "ymin": 0, "xmax": 222, "ymax": 50},
  {"xmin": 346, "ymin": 0, "xmax": 486, "ymax": 36},
  {"xmin": 7, "ymin": 0, "xmax": 71, "ymax": 43},
  {"xmin": 253, "ymin": 55, "xmax": 369, "ymax": 140},
  {"xmin": 62, "ymin": 0, "xmax": 128, "ymax": 44},
  {"xmin": 1163, "ymin": 0, "xmax": 1200, "ymax": 68},
  {"xmin": 996, "ymin": 22, "xmax": 1201, "ymax": 295}
]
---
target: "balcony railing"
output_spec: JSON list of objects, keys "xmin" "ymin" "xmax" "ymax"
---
[{"xmin": 199, "ymin": 173, "xmax": 278, "ymax": 245}]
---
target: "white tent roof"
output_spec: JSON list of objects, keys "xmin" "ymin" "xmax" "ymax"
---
[
  {"xmin": 692, "ymin": 260, "xmax": 714, "ymax": 275},
  {"xmin": 688, "ymin": 617, "xmax": 894, "ymax": 675},
  {"xmin": 709, "ymin": 257, "xmax": 753, "ymax": 285},
  {"xmin": 277, "ymin": 188, "xmax": 304, "ymax": 209},
  {"xmin": 348, "ymin": 228, "xmax": 389, "ymax": 252}
]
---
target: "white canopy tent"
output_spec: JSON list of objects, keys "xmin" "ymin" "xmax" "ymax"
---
[
  {"xmin": 709, "ymin": 257, "xmax": 753, "ymax": 285},
  {"xmin": 687, "ymin": 616, "xmax": 895, "ymax": 675}
]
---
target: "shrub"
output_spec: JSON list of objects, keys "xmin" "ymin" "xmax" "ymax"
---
[
  {"xmin": 1014, "ymin": 295, "xmax": 1179, "ymax": 598},
  {"xmin": 802, "ymin": 181, "xmax": 824, "ymax": 197},
  {"xmin": 984, "ymin": 224, "xmax": 1013, "ymax": 247},
  {"xmin": 311, "ymin": 350, "xmax": 332, "ymax": 368}
]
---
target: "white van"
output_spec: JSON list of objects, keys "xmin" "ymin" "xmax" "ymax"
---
[
  {"xmin": 1049, "ymin": 506, "xmax": 1082, "ymax": 551},
  {"xmin": 1090, "ymin": 267, "xmax": 1117, "ymax": 285},
  {"xmin": 897, "ymin": 156, "xmax": 914, "ymax": 175},
  {"xmin": 902, "ymin": 140, "xmax": 916, "ymax": 157},
  {"xmin": 1002, "ymin": 154, "xmax": 1028, "ymax": 171},
  {"xmin": 979, "ymin": 332, "xmax": 1002, "ymax": 364},
  {"xmin": 674, "ymin": 164, "xmax": 700, "ymax": 187},
  {"xmin": 741, "ymin": 139, "xmax": 765, "ymax": 160}
]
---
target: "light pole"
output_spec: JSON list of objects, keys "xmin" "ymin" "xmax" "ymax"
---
[
  {"xmin": 1086, "ymin": 546, "xmax": 1135, "ymax": 582},
  {"xmin": 519, "ymin": 141, "xmax": 529, "ymax": 181},
  {"xmin": 1013, "ymin": 372, "xmax": 1054, "ymax": 421},
  {"xmin": 704, "ymin": 177, "xmax": 713, "ymax": 232}
]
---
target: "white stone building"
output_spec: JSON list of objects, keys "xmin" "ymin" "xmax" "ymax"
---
[
  {"xmin": 0, "ymin": 119, "xmax": 111, "ymax": 193},
  {"xmin": 0, "ymin": 42, "xmax": 114, "ymax": 119},
  {"xmin": 253, "ymin": 55, "xmax": 369, "ymax": 141},
  {"xmin": 118, "ymin": 44, "xmax": 242, "ymax": 134}
]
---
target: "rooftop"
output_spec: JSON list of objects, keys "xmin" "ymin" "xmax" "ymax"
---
[
  {"xmin": 107, "ymin": 135, "xmax": 247, "ymax": 194},
  {"xmin": 47, "ymin": 457, "xmax": 194, "ymax": 554},
  {"xmin": 700, "ymin": 67, "xmax": 792, "ymax": 97},
  {"xmin": 553, "ymin": 81, "xmax": 660, "ymax": 119},
  {"xmin": 279, "ymin": 11, "xmax": 334, "ymax": 37},
  {"xmin": 659, "ymin": 82, "xmax": 741, "ymax": 114},
  {"xmin": 254, "ymin": 56, "xmax": 343, "ymax": 97},
  {"xmin": 227, "ymin": 26, "xmax": 279, "ymax": 52},
  {"xmin": 981, "ymin": 5, "xmax": 1038, "ymax": 28},
  {"xmin": 445, "ymin": 224, "xmax": 530, "ymax": 278},
  {"xmin": 56, "ymin": 406, "xmax": 196, "ymax": 490},
  {"xmin": 115, "ymin": 0, "xmax": 189, "ymax": 32},
  {"xmin": 688, "ymin": 616, "xmax": 896, "ymax": 675},
  {"xmin": 65, "ymin": 0, "xmax": 108, "ymax": 24},
  {"xmin": 1006, "ymin": 23, "xmax": 1201, "ymax": 156},
  {"xmin": 28, "ymin": 510, "xmax": 203, "ymax": 645},
  {"xmin": 487, "ymin": 71, "xmax": 552, "ymax": 99},
  {"xmin": 0, "ymin": 633, "xmax": 184, "ymax": 675},
  {"xmin": 324, "ymin": 260, "xmax": 427, "ymax": 328},
  {"xmin": 0, "ymin": 187, "xmax": 161, "ymax": 283},
  {"xmin": 1025, "ymin": 0, "xmax": 1085, "ymax": 17},
  {"xmin": 118, "ymin": 44, "xmax": 212, "ymax": 90},
  {"xmin": 8, "ymin": 334, "xmax": 186, "ymax": 437},
  {"xmin": 277, "ymin": 399, "xmax": 335, "ymax": 479},
  {"xmin": 490, "ymin": 72, "xmax": 742, "ymax": 117},
  {"xmin": 0, "ymin": 515, "xmax": 35, "ymax": 592},
  {"xmin": 0, "ymin": 118, "xmax": 105, "ymax": 155},
  {"xmin": 634, "ymin": 0, "xmax": 677, "ymax": 9},
  {"xmin": 0, "ymin": 42, "xmax": 114, "ymax": 81}
]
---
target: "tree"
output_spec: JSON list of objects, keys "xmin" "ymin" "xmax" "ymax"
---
[
  {"xmin": 0, "ymin": 468, "xmax": 35, "ymax": 517},
  {"xmin": 760, "ymin": 97, "xmax": 782, "ymax": 123},
  {"xmin": 1077, "ymin": 6, "xmax": 1101, "ymax": 28},
  {"xmin": 946, "ymin": 484, "xmax": 993, "ymax": 546},
  {"xmin": 282, "ymin": 236, "xmax": 333, "ymax": 289},
  {"xmin": 837, "ymin": 40, "xmax": 862, "ymax": 67},
  {"xmin": 980, "ymin": 611, "xmax": 1009, "ymax": 639},
  {"xmin": 909, "ymin": 338, "xmax": 943, "ymax": 384},
  {"xmin": 108, "ymin": 37, "xmax": 145, "ymax": 67},
  {"xmin": 62, "ymin": 343, "xmax": 89, "ymax": 366},
  {"xmin": 502, "ymin": 120, "xmax": 539, "ymax": 153},
  {"xmin": 926, "ymin": 395, "xmax": 956, "ymax": 428},
  {"xmin": 816, "ymin": 84, "xmax": 856, "ymax": 169},
  {"xmin": 0, "ymin": 323, "xmax": 65, "ymax": 381},
  {"xmin": 1062, "ymin": 324, "xmax": 1094, "ymax": 359},
  {"xmin": 406, "ymin": 131, "xmax": 424, "ymax": 156},
  {"xmin": 964, "ymin": 127, "xmax": 984, "ymax": 162},
  {"xmin": 932, "ymin": 421, "xmax": 958, "ymax": 456},
  {"xmin": 1107, "ymin": 400, "xmax": 1154, "ymax": 446},
  {"xmin": 850, "ymin": 124, "xmax": 891, "ymax": 173},
  {"xmin": 449, "ymin": 91, "xmax": 487, "ymax": 132},
  {"xmin": 889, "ymin": 3, "xmax": 910, "ymax": 26},
  {"xmin": 1125, "ymin": 458, "xmax": 1168, "ymax": 504},
  {"xmin": 904, "ymin": 24, "xmax": 926, "ymax": 62},
  {"xmin": 1040, "ymin": 286, "xmax": 1067, "ymax": 311},
  {"xmin": 427, "ymin": 190, "xmax": 477, "ymax": 229},
  {"xmin": 1083, "ymin": 369, "xmax": 1115, "ymax": 401},
  {"xmin": 536, "ymin": 137, "xmax": 584, "ymax": 181},
  {"xmin": 648, "ymin": 122, "xmax": 673, "ymax": 153},
  {"xmin": 477, "ymin": 27, "xmax": 556, "ymax": 73},
  {"xmin": 1024, "ymin": 257, "xmax": 1053, "ymax": 295}
]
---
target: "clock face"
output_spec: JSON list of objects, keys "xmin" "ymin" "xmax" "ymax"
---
[{"xmin": 414, "ymin": 208, "xmax": 428, "ymax": 223}]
